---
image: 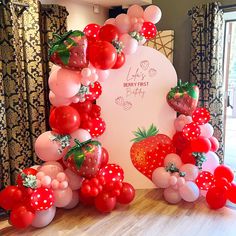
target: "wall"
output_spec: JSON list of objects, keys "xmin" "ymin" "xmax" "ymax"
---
[
  {"xmin": 40, "ymin": 0, "xmax": 108, "ymax": 30},
  {"xmin": 153, "ymin": 0, "xmax": 236, "ymax": 81}
]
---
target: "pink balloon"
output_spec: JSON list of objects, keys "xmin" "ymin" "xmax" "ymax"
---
[
  {"xmin": 81, "ymin": 77, "xmax": 91, "ymax": 86},
  {"xmin": 35, "ymin": 131, "xmax": 69, "ymax": 162},
  {"xmin": 50, "ymin": 65, "xmax": 60, "ymax": 74},
  {"xmin": 199, "ymin": 123, "xmax": 214, "ymax": 138},
  {"xmin": 54, "ymin": 187, "xmax": 73, "ymax": 208},
  {"xmin": 115, "ymin": 14, "xmax": 131, "ymax": 33},
  {"xmin": 169, "ymin": 176, "xmax": 178, "ymax": 186},
  {"xmin": 49, "ymin": 68, "xmax": 81, "ymax": 98},
  {"xmin": 64, "ymin": 191, "xmax": 79, "ymax": 209},
  {"xmin": 132, "ymin": 22, "xmax": 143, "ymax": 32},
  {"xmin": 202, "ymin": 151, "xmax": 220, "ymax": 174},
  {"xmin": 144, "ymin": 5, "xmax": 162, "ymax": 24},
  {"xmin": 51, "ymin": 179, "xmax": 59, "ymax": 189},
  {"xmin": 120, "ymin": 34, "xmax": 138, "ymax": 55},
  {"xmin": 81, "ymin": 68, "xmax": 91, "ymax": 78},
  {"xmin": 164, "ymin": 153, "xmax": 182, "ymax": 169},
  {"xmin": 127, "ymin": 4, "xmax": 144, "ymax": 18},
  {"xmin": 41, "ymin": 176, "xmax": 52, "ymax": 187},
  {"xmin": 49, "ymin": 91, "xmax": 71, "ymax": 107},
  {"xmin": 96, "ymin": 69, "xmax": 110, "ymax": 82},
  {"xmin": 152, "ymin": 167, "xmax": 171, "ymax": 188},
  {"xmin": 70, "ymin": 128, "xmax": 91, "ymax": 146},
  {"xmin": 57, "ymin": 172, "xmax": 66, "ymax": 182},
  {"xmin": 130, "ymin": 17, "xmax": 138, "ymax": 25},
  {"xmin": 174, "ymin": 115, "xmax": 192, "ymax": 132},
  {"xmin": 179, "ymin": 181, "xmax": 199, "ymax": 202},
  {"xmin": 31, "ymin": 206, "xmax": 56, "ymax": 228},
  {"xmin": 89, "ymin": 73, "xmax": 98, "ymax": 83},
  {"xmin": 179, "ymin": 164, "xmax": 199, "ymax": 181},
  {"xmin": 104, "ymin": 18, "xmax": 116, "ymax": 25},
  {"xmin": 64, "ymin": 168, "xmax": 83, "ymax": 190},
  {"xmin": 71, "ymin": 96, "xmax": 80, "ymax": 103},
  {"xmin": 177, "ymin": 177, "xmax": 186, "ymax": 187},
  {"xmin": 209, "ymin": 136, "xmax": 219, "ymax": 152},
  {"xmin": 164, "ymin": 187, "xmax": 182, "ymax": 204},
  {"xmin": 59, "ymin": 181, "xmax": 69, "ymax": 189},
  {"xmin": 39, "ymin": 161, "xmax": 64, "ymax": 180}
]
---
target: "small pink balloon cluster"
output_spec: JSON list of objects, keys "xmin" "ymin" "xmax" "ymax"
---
[{"xmin": 152, "ymin": 153, "xmax": 200, "ymax": 204}]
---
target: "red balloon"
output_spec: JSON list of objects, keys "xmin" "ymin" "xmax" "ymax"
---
[
  {"xmin": 88, "ymin": 41, "xmax": 117, "ymax": 70},
  {"xmin": 101, "ymin": 147, "xmax": 109, "ymax": 167},
  {"xmin": 87, "ymin": 117, "xmax": 106, "ymax": 138},
  {"xmin": 195, "ymin": 171, "xmax": 215, "ymax": 191},
  {"xmin": 206, "ymin": 186, "xmax": 227, "ymax": 209},
  {"xmin": 90, "ymin": 104, "xmax": 101, "ymax": 118},
  {"xmin": 192, "ymin": 107, "xmax": 210, "ymax": 125},
  {"xmin": 180, "ymin": 146, "xmax": 196, "ymax": 165},
  {"xmin": 214, "ymin": 165, "xmax": 234, "ymax": 183},
  {"xmin": 190, "ymin": 136, "xmax": 211, "ymax": 153},
  {"xmin": 228, "ymin": 182, "xmax": 236, "ymax": 204},
  {"xmin": 209, "ymin": 136, "xmax": 219, "ymax": 152},
  {"xmin": 215, "ymin": 177, "xmax": 231, "ymax": 191},
  {"xmin": 140, "ymin": 22, "xmax": 157, "ymax": 40},
  {"xmin": 79, "ymin": 190, "xmax": 95, "ymax": 206},
  {"xmin": 10, "ymin": 205, "xmax": 35, "ymax": 229},
  {"xmin": 83, "ymin": 23, "xmax": 101, "ymax": 41},
  {"xmin": 99, "ymin": 24, "xmax": 120, "ymax": 42},
  {"xmin": 182, "ymin": 122, "xmax": 201, "ymax": 141},
  {"xmin": 49, "ymin": 105, "xmax": 81, "ymax": 134},
  {"xmin": 95, "ymin": 192, "xmax": 116, "ymax": 213},
  {"xmin": 30, "ymin": 187, "xmax": 54, "ymax": 211},
  {"xmin": 98, "ymin": 164, "xmax": 124, "ymax": 183},
  {"xmin": 85, "ymin": 82, "xmax": 102, "ymax": 101},
  {"xmin": 0, "ymin": 186, "xmax": 23, "ymax": 210},
  {"xmin": 71, "ymin": 100, "xmax": 93, "ymax": 114},
  {"xmin": 117, "ymin": 182, "xmax": 135, "ymax": 204},
  {"xmin": 172, "ymin": 132, "xmax": 190, "ymax": 152},
  {"xmin": 112, "ymin": 52, "xmax": 126, "ymax": 69}
]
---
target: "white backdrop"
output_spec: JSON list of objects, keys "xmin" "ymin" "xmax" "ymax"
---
[{"xmin": 98, "ymin": 46, "xmax": 177, "ymax": 189}]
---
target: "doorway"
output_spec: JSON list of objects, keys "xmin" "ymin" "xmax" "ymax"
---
[{"xmin": 223, "ymin": 12, "xmax": 236, "ymax": 171}]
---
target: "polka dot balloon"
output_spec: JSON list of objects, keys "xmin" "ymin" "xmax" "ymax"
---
[
  {"xmin": 98, "ymin": 164, "xmax": 124, "ymax": 183},
  {"xmin": 88, "ymin": 117, "xmax": 106, "ymax": 138},
  {"xmin": 30, "ymin": 187, "xmax": 54, "ymax": 211},
  {"xmin": 182, "ymin": 122, "xmax": 201, "ymax": 141},
  {"xmin": 195, "ymin": 171, "xmax": 215, "ymax": 191},
  {"xmin": 140, "ymin": 22, "xmax": 157, "ymax": 40},
  {"xmin": 192, "ymin": 108, "xmax": 211, "ymax": 125},
  {"xmin": 83, "ymin": 23, "xmax": 101, "ymax": 41},
  {"xmin": 85, "ymin": 81, "xmax": 102, "ymax": 101}
]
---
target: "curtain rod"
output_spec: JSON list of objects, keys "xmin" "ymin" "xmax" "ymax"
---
[{"xmin": 219, "ymin": 4, "xmax": 236, "ymax": 10}]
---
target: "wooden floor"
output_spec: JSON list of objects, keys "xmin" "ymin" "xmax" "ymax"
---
[{"xmin": 1, "ymin": 189, "xmax": 236, "ymax": 236}]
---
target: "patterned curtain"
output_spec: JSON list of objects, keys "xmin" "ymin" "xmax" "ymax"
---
[
  {"xmin": 40, "ymin": 4, "xmax": 68, "ymax": 129},
  {"xmin": 0, "ymin": 1, "xmax": 68, "ymax": 189},
  {"xmin": 188, "ymin": 2, "xmax": 224, "ymax": 162}
]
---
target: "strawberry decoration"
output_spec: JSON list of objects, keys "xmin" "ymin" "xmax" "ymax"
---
[
  {"xmin": 195, "ymin": 171, "xmax": 215, "ymax": 191},
  {"xmin": 130, "ymin": 124, "xmax": 176, "ymax": 179},
  {"xmin": 49, "ymin": 30, "xmax": 88, "ymax": 71},
  {"xmin": 30, "ymin": 187, "xmax": 54, "ymax": 211},
  {"xmin": 64, "ymin": 139, "xmax": 102, "ymax": 178},
  {"xmin": 192, "ymin": 107, "xmax": 211, "ymax": 125},
  {"xmin": 167, "ymin": 80, "xmax": 199, "ymax": 116},
  {"xmin": 83, "ymin": 117, "xmax": 106, "ymax": 138}
]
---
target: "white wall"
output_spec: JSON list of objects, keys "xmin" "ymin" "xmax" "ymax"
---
[{"xmin": 40, "ymin": 0, "xmax": 109, "ymax": 30}]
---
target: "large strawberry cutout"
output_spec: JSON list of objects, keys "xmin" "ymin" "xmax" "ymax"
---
[
  {"xmin": 166, "ymin": 80, "xmax": 199, "ymax": 116},
  {"xmin": 64, "ymin": 139, "xmax": 102, "ymax": 179},
  {"xmin": 49, "ymin": 30, "xmax": 88, "ymax": 71},
  {"xmin": 130, "ymin": 124, "xmax": 176, "ymax": 179}
]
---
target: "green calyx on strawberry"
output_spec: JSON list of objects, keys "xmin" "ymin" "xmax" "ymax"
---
[
  {"xmin": 165, "ymin": 163, "xmax": 186, "ymax": 177},
  {"xmin": 64, "ymin": 139, "xmax": 102, "ymax": 179},
  {"xmin": 17, "ymin": 168, "xmax": 38, "ymax": 189},
  {"xmin": 167, "ymin": 80, "xmax": 199, "ymax": 116},
  {"xmin": 192, "ymin": 152, "xmax": 206, "ymax": 170},
  {"xmin": 49, "ymin": 30, "xmax": 88, "ymax": 70},
  {"xmin": 130, "ymin": 124, "xmax": 176, "ymax": 179}
]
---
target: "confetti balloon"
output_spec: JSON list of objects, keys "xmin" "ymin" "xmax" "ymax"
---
[
  {"xmin": 98, "ymin": 164, "xmax": 124, "ymax": 183},
  {"xmin": 182, "ymin": 122, "xmax": 201, "ymax": 141},
  {"xmin": 192, "ymin": 108, "xmax": 210, "ymax": 125},
  {"xmin": 140, "ymin": 22, "xmax": 157, "ymax": 40},
  {"xmin": 195, "ymin": 171, "xmax": 215, "ymax": 191}
]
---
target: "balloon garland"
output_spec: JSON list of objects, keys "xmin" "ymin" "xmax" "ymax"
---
[
  {"xmin": 0, "ymin": 4, "xmax": 161, "ymax": 229},
  {"xmin": 130, "ymin": 82, "xmax": 236, "ymax": 209}
]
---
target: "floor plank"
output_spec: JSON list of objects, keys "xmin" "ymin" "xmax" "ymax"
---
[{"xmin": 0, "ymin": 189, "xmax": 236, "ymax": 236}]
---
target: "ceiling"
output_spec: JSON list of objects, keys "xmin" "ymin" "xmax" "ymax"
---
[{"xmin": 80, "ymin": 0, "xmax": 152, "ymax": 8}]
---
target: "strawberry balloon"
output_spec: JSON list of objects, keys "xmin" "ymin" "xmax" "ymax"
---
[
  {"xmin": 167, "ymin": 80, "xmax": 199, "ymax": 116},
  {"xmin": 49, "ymin": 30, "xmax": 88, "ymax": 71},
  {"xmin": 130, "ymin": 124, "xmax": 175, "ymax": 179},
  {"xmin": 64, "ymin": 139, "xmax": 102, "ymax": 178}
]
